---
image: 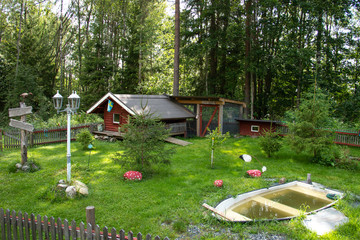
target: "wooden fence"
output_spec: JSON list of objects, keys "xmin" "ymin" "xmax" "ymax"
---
[
  {"xmin": 0, "ymin": 124, "xmax": 98, "ymax": 151},
  {"xmin": 0, "ymin": 208, "xmax": 168, "ymax": 240},
  {"xmin": 276, "ymin": 124, "xmax": 360, "ymax": 147}
]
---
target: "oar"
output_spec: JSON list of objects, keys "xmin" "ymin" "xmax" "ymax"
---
[{"xmin": 202, "ymin": 203, "xmax": 234, "ymax": 221}]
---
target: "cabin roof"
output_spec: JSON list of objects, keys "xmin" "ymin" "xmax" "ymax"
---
[{"xmin": 86, "ymin": 92, "xmax": 195, "ymax": 120}]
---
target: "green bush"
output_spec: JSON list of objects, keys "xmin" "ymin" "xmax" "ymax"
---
[
  {"xmin": 334, "ymin": 148, "xmax": 360, "ymax": 170},
  {"xmin": 286, "ymin": 89, "xmax": 337, "ymax": 166},
  {"xmin": 76, "ymin": 129, "xmax": 94, "ymax": 150},
  {"xmin": 114, "ymin": 107, "xmax": 173, "ymax": 174},
  {"xmin": 259, "ymin": 129, "xmax": 282, "ymax": 157},
  {"xmin": 28, "ymin": 111, "xmax": 103, "ymax": 129}
]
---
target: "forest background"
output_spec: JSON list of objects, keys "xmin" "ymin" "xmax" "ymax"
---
[{"xmin": 1, "ymin": 0, "xmax": 360, "ymax": 127}]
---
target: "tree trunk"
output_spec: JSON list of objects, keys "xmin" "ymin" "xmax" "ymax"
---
[
  {"xmin": 173, "ymin": 0, "xmax": 180, "ymax": 96},
  {"xmin": 244, "ymin": 0, "xmax": 252, "ymax": 119},
  {"xmin": 15, "ymin": 0, "xmax": 24, "ymax": 79},
  {"xmin": 77, "ymin": 0, "xmax": 82, "ymax": 79}
]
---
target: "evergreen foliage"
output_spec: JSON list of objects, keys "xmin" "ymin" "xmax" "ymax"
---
[
  {"xmin": 259, "ymin": 129, "xmax": 282, "ymax": 158},
  {"xmin": 76, "ymin": 129, "xmax": 94, "ymax": 150},
  {"xmin": 114, "ymin": 107, "xmax": 173, "ymax": 174},
  {"xmin": 286, "ymin": 89, "xmax": 338, "ymax": 166},
  {"xmin": 0, "ymin": 0, "xmax": 360, "ymax": 126}
]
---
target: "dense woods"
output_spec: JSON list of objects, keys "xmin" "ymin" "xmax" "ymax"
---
[{"xmin": 1, "ymin": 0, "xmax": 360, "ymax": 126}]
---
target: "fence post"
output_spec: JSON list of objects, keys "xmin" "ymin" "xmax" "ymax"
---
[
  {"xmin": 29, "ymin": 132, "xmax": 34, "ymax": 148},
  {"xmin": 307, "ymin": 173, "xmax": 312, "ymax": 184},
  {"xmin": 86, "ymin": 206, "xmax": 95, "ymax": 231}
]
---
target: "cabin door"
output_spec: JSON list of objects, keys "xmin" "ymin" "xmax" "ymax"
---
[{"xmin": 199, "ymin": 105, "xmax": 219, "ymax": 137}]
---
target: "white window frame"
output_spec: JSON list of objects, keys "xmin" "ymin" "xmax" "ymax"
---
[
  {"xmin": 251, "ymin": 125, "xmax": 260, "ymax": 133},
  {"xmin": 113, "ymin": 113, "xmax": 120, "ymax": 124}
]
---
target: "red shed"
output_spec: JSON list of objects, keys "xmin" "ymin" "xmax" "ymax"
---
[
  {"xmin": 236, "ymin": 119, "xmax": 281, "ymax": 137},
  {"xmin": 86, "ymin": 92, "xmax": 195, "ymax": 136}
]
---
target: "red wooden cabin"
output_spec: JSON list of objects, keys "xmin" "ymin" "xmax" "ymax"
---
[{"xmin": 86, "ymin": 93, "xmax": 195, "ymax": 136}]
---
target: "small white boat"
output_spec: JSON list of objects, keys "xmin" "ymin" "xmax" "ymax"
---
[{"xmin": 205, "ymin": 181, "xmax": 343, "ymax": 222}]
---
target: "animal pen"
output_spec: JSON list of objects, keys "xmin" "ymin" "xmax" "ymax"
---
[{"xmin": 170, "ymin": 96, "xmax": 246, "ymax": 137}]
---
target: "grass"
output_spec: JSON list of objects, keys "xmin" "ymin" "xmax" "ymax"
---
[{"xmin": 0, "ymin": 137, "xmax": 359, "ymax": 239}]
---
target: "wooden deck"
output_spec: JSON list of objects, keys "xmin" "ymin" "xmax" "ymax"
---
[
  {"xmin": 92, "ymin": 131, "xmax": 192, "ymax": 146},
  {"xmin": 92, "ymin": 130, "xmax": 124, "ymax": 138}
]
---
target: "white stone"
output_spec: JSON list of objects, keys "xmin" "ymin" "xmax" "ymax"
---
[
  {"xmin": 59, "ymin": 179, "xmax": 66, "ymax": 184},
  {"xmin": 78, "ymin": 187, "xmax": 89, "ymax": 195},
  {"xmin": 21, "ymin": 165, "xmax": 30, "ymax": 172},
  {"xmin": 15, "ymin": 163, "xmax": 22, "ymax": 169},
  {"xmin": 73, "ymin": 180, "xmax": 89, "ymax": 195},
  {"xmin": 302, "ymin": 208, "xmax": 349, "ymax": 235},
  {"xmin": 65, "ymin": 186, "xmax": 77, "ymax": 198}
]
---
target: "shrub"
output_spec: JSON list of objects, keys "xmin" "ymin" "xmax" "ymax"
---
[
  {"xmin": 76, "ymin": 129, "xmax": 94, "ymax": 150},
  {"xmin": 286, "ymin": 89, "xmax": 337, "ymax": 166},
  {"xmin": 259, "ymin": 129, "xmax": 282, "ymax": 157},
  {"xmin": 114, "ymin": 106, "xmax": 173, "ymax": 174}
]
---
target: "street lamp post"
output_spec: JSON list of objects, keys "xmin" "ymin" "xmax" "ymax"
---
[{"xmin": 52, "ymin": 90, "xmax": 80, "ymax": 183}]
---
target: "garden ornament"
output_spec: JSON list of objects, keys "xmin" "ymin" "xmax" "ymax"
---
[{"xmin": 214, "ymin": 180, "xmax": 223, "ymax": 187}]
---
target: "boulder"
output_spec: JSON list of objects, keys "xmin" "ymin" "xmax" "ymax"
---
[
  {"xmin": 65, "ymin": 186, "xmax": 77, "ymax": 198},
  {"xmin": 123, "ymin": 171, "xmax": 142, "ymax": 181},
  {"xmin": 15, "ymin": 163, "xmax": 22, "ymax": 169},
  {"xmin": 73, "ymin": 180, "xmax": 89, "ymax": 196},
  {"xmin": 21, "ymin": 165, "xmax": 30, "ymax": 172},
  {"xmin": 214, "ymin": 180, "xmax": 223, "ymax": 187}
]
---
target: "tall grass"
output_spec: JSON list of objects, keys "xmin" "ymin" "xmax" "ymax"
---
[{"xmin": 0, "ymin": 137, "xmax": 359, "ymax": 239}]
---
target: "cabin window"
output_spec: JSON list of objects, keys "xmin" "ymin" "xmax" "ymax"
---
[
  {"xmin": 251, "ymin": 125, "xmax": 260, "ymax": 132},
  {"xmin": 113, "ymin": 114, "xmax": 120, "ymax": 124}
]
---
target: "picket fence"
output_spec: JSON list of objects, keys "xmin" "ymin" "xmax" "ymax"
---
[
  {"xmin": 276, "ymin": 125, "xmax": 360, "ymax": 147},
  {"xmin": 0, "ymin": 124, "xmax": 98, "ymax": 151},
  {"xmin": 0, "ymin": 208, "xmax": 168, "ymax": 240}
]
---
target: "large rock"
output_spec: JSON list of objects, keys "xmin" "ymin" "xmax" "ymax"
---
[
  {"xmin": 21, "ymin": 165, "xmax": 30, "ymax": 172},
  {"xmin": 65, "ymin": 186, "xmax": 77, "ymax": 198},
  {"xmin": 73, "ymin": 180, "xmax": 89, "ymax": 196}
]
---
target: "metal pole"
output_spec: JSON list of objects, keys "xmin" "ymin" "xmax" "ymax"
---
[{"xmin": 67, "ymin": 104, "xmax": 71, "ymax": 183}]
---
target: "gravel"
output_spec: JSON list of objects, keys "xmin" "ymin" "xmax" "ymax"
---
[{"xmin": 174, "ymin": 224, "xmax": 288, "ymax": 240}]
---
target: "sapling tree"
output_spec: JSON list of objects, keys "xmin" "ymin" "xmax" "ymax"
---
[
  {"xmin": 206, "ymin": 126, "xmax": 230, "ymax": 168},
  {"xmin": 114, "ymin": 106, "xmax": 173, "ymax": 173},
  {"xmin": 259, "ymin": 128, "xmax": 282, "ymax": 157},
  {"xmin": 286, "ymin": 89, "xmax": 337, "ymax": 166}
]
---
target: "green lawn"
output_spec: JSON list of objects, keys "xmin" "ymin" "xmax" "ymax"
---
[{"xmin": 0, "ymin": 137, "xmax": 359, "ymax": 239}]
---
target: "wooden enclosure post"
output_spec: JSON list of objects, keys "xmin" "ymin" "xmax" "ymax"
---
[
  {"xmin": 307, "ymin": 173, "xmax": 312, "ymax": 184},
  {"xmin": 219, "ymin": 105, "xmax": 224, "ymax": 134},
  {"xmin": 86, "ymin": 206, "xmax": 95, "ymax": 230},
  {"xmin": 0, "ymin": 129, "xmax": 2, "ymax": 152}
]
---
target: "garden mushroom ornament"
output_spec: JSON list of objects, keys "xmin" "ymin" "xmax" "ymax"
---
[
  {"xmin": 214, "ymin": 180, "xmax": 223, "ymax": 187},
  {"xmin": 123, "ymin": 171, "xmax": 142, "ymax": 181}
]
